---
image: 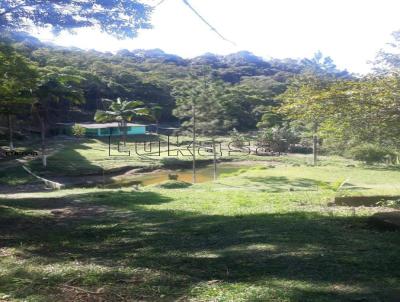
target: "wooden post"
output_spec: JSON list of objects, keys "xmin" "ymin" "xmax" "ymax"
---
[
  {"xmin": 40, "ymin": 119, "xmax": 47, "ymax": 168},
  {"xmin": 102, "ymin": 164, "xmax": 105, "ymax": 188},
  {"xmin": 212, "ymin": 137, "xmax": 217, "ymax": 181},
  {"xmin": 192, "ymin": 100, "xmax": 196, "ymax": 184},
  {"xmin": 8, "ymin": 114, "xmax": 14, "ymax": 150},
  {"xmin": 313, "ymin": 134, "xmax": 318, "ymax": 166}
]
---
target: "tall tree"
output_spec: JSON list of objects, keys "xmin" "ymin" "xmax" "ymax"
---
[
  {"xmin": 33, "ymin": 67, "xmax": 85, "ymax": 167},
  {"xmin": 150, "ymin": 105, "xmax": 163, "ymax": 134},
  {"xmin": 278, "ymin": 72, "xmax": 333, "ymax": 165},
  {"xmin": 373, "ymin": 30, "xmax": 400, "ymax": 73},
  {"xmin": 0, "ymin": 43, "xmax": 38, "ymax": 149},
  {"xmin": 324, "ymin": 76, "xmax": 400, "ymax": 149},
  {"xmin": 173, "ymin": 75, "xmax": 226, "ymax": 181},
  {"xmin": 301, "ymin": 51, "xmax": 349, "ymax": 78}
]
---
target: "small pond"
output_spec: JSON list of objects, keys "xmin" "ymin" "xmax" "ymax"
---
[{"xmin": 112, "ymin": 163, "xmax": 248, "ymax": 186}]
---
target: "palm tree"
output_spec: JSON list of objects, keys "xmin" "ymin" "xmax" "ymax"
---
[{"xmin": 94, "ymin": 98, "xmax": 150, "ymax": 146}]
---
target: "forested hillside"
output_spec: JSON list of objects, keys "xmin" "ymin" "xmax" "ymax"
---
[
  {"xmin": 0, "ymin": 32, "xmax": 348, "ymax": 133},
  {"xmin": 4, "ymin": 30, "xmax": 400, "ymax": 163}
]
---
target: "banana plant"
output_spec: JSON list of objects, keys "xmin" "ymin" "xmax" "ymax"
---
[{"xmin": 94, "ymin": 98, "xmax": 150, "ymax": 146}]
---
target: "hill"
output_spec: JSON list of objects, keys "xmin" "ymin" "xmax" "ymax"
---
[{"xmin": 1, "ymin": 32, "xmax": 349, "ymax": 132}]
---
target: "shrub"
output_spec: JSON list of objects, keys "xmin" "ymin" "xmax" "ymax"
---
[
  {"xmin": 349, "ymin": 144, "xmax": 397, "ymax": 164},
  {"xmin": 168, "ymin": 173, "xmax": 179, "ymax": 180},
  {"xmin": 229, "ymin": 128, "xmax": 246, "ymax": 148},
  {"xmin": 256, "ymin": 125, "xmax": 299, "ymax": 153},
  {"xmin": 289, "ymin": 145, "xmax": 313, "ymax": 154},
  {"xmin": 157, "ymin": 180, "xmax": 192, "ymax": 189},
  {"xmin": 72, "ymin": 124, "xmax": 86, "ymax": 137}
]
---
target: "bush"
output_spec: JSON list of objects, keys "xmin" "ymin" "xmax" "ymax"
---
[
  {"xmin": 168, "ymin": 173, "xmax": 179, "ymax": 180},
  {"xmin": 349, "ymin": 144, "xmax": 397, "ymax": 164},
  {"xmin": 229, "ymin": 128, "xmax": 246, "ymax": 148},
  {"xmin": 156, "ymin": 180, "xmax": 192, "ymax": 189},
  {"xmin": 289, "ymin": 144, "xmax": 313, "ymax": 154},
  {"xmin": 256, "ymin": 125, "xmax": 299, "ymax": 153},
  {"xmin": 72, "ymin": 124, "xmax": 86, "ymax": 137}
]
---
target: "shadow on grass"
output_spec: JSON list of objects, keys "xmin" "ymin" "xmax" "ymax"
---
[
  {"xmin": 245, "ymin": 176, "xmax": 369, "ymax": 193},
  {"xmin": 0, "ymin": 190, "xmax": 399, "ymax": 301},
  {"xmin": 28, "ymin": 140, "xmax": 104, "ymax": 177},
  {"xmin": 244, "ymin": 176, "xmax": 328, "ymax": 192},
  {"xmin": 0, "ymin": 166, "xmax": 42, "ymax": 194},
  {"xmin": 361, "ymin": 164, "xmax": 400, "ymax": 172}
]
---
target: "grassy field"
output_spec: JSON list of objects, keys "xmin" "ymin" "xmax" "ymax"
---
[
  {"xmin": 1, "ymin": 148, "xmax": 400, "ymax": 301},
  {"xmin": 19, "ymin": 136, "xmax": 233, "ymax": 176}
]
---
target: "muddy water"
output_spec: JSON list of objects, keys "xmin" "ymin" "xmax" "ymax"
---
[{"xmin": 114, "ymin": 163, "xmax": 245, "ymax": 186}]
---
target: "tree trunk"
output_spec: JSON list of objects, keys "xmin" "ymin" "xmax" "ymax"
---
[
  {"xmin": 8, "ymin": 114, "xmax": 14, "ymax": 150},
  {"xmin": 212, "ymin": 137, "xmax": 217, "ymax": 181},
  {"xmin": 123, "ymin": 122, "xmax": 127, "ymax": 147},
  {"xmin": 155, "ymin": 120, "xmax": 159, "ymax": 134},
  {"xmin": 118, "ymin": 121, "xmax": 127, "ymax": 148},
  {"xmin": 313, "ymin": 134, "xmax": 318, "ymax": 166},
  {"xmin": 40, "ymin": 118, "xmax": 47, "ymax": 168},
  {"xmin": 192, "ymin": 102, "xmax": 196, "ymax": 184}
]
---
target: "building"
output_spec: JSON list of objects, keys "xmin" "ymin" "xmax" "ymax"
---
[{"xmin": 74, "ymin": 122, "xmax": 147, "ymax": 137}]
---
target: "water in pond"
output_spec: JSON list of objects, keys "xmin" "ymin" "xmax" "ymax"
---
[{"xmin": 113, "ymin": 163, "xmax": 246, "ymax": 186}]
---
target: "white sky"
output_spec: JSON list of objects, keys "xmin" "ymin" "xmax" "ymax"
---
[{"xmin": 31, "ymin": 0, "xmax": 400, "ymax": 74}]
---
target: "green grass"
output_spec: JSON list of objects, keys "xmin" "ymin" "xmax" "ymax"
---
[
  {"xmin": 1, "ymin": 158, "xmax": 400, "ymax": 301},
  {"xmin": 216, "ymin": 163, "xmax": 400, "ymax": 196},
  {"xmin": 16, "ymin": 137, "xmax": 327, "ymax": 177},
  {"xmin": 25, "ymin": 137, "xmax": 225, "ymax": 176},
  {"xmin": 27, "ymin": 138, "xmax": 148, "ymax": 176},
  {"xmin": 0, "ymin": 166, "xmax": 37, "ymax": 186}
]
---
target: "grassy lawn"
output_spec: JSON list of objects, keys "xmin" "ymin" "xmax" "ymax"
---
[
  {"xmin": 26, "ymin": 138, "xmax": 158, "ymax": 176},
  {"xmin": 25, "ymin": 136, "xmax": 231, "ymax": 176},
  {"xmin": 1, "ymin": 157, "xmax": 400, "ymax": 301},
  {"xmin": 0, "ymin": 166, "xmax": 37, "ymax": 186}
]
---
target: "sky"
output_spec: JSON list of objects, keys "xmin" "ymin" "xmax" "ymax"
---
[{"xmin": 31, "ymin": 0, "xmax": 400, "ymax": 74}]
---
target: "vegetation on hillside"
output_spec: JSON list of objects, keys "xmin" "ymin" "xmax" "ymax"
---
[{"xmin": 2, "ymin": 31, "xmax": 400, "ymax": 163}]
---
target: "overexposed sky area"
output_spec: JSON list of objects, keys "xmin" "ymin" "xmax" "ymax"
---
[{"xmin": 32, "ymin": 0, "xmax": 400, "ymax": 74}]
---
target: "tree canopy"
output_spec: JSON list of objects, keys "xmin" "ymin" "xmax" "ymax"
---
[{"xmin": 0, "ymin": 0, "xmax": 152, "ymax": 38}]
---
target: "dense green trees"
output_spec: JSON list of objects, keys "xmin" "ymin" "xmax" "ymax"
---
[
  {"xmin": 278, "ymin": 68, "xmax": 400, "ymax": 160},
  {"xmin": 278, "ymin": 72, "xmax": 334, "ymax": 164},
  {"xmin": 173, "ymin": 79, "xmax": 224, "ymax": 135},
  {"xmin": 0, "ymin": 43, "xmax": 37, "ymax": 149},
  {"xmin": 34, "ymin": 67, "xmax": 85, "ymax": 166},
  {"xmin": 3, "ymin": 29, "xmax": 400, "ymax": 163},
  {"xmin": 327, "ymin": 76, "xmax": 400, "ymax": 149},
  {"xmin": 2, "ymin": 32, "xmax": 322, "ymax": 129},
  {"xmin": 172, "ymin": 75, "xmax": 280, "ymax": 135}
]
